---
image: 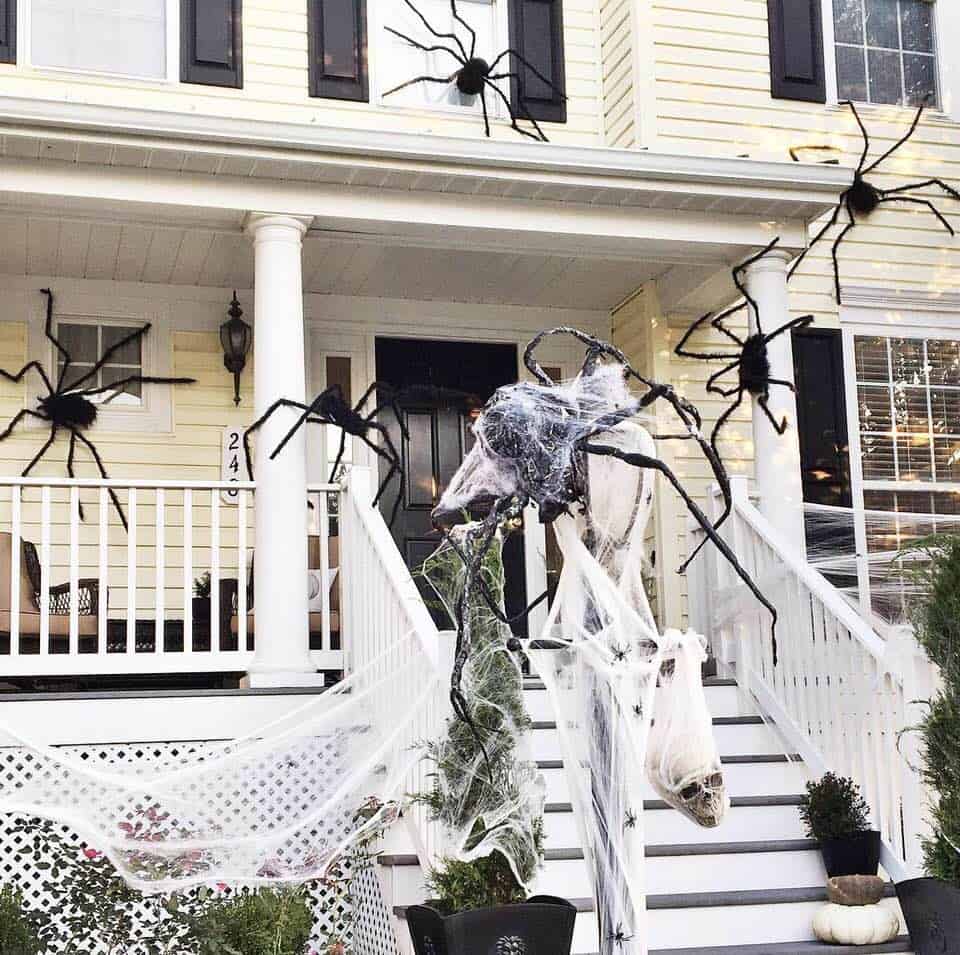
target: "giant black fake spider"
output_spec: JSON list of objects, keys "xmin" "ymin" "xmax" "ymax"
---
[
  {"xmin": 382, "ymin": 0, "xmax": 564, "ymax": 142},
  {"xmin": 243, "ymin": 381, "xmax": 407, "ymax": 526},
  {"xmin": 789, "ymin": 99, "xmax": 960, "ymax": 304},
  {"xmin": 0, "ymin": 290, "xmax": 196, "ymax": 530},
  {"xmin": 674, "ymin": 239, "xmax": 814, "ymax": 568}
]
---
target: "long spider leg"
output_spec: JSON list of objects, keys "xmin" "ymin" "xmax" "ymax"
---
[
  {"xmin": 675, "ymin": 310, "xmax": 740, "ymax": 360},
  {"xmin": 384, "ymin": 26, "xmax": 464, "ymax": 62},
  {"xmin": 22, "ymin": 424, "xmax": 58, "ymax": 478},
  {"xmin": 705, "ymin": 361, "xmax": 742, "ymax": 395},
  {"xmin": 878, "ymin": 195, "xmax": 955, "ymax": 235},
  {"xmin": 40, "ymin": 290, "xmax": 71, "ymax": 391},
  {"xmin": 882, "ymin": 178, "xmax": 960, "ymax": 204},
  {"xmin": 327, "ymin": 428, "xmax": 350, "ymax": 485},
  {"xmin": 382, "ymin": 73, "xmax": 458, "ymax": 98},
  {"xmin": 0, "ymin": 360, "xmax": 54, "ymax": 395},
  {"xmin": 758, "ymin": 394, "xmax": 788, "ymax": 435},
  {"xmin": 76, "ymin": 375, "xmax": 197, "ymax": 401},
  {"xmin": 768, "ymin": 377, "xmax": 797, "ymax": 391},
  {"xmin": 65, "ymin": 430, "xmax": 87, "ymax": 522},
  {"xmin": 732, "ymin": 236, "xmax": 782, "ymax": 336},
  {"xmin": 831, "ymin": 216, "xmax": 856, "ymax": 304},
  {"xmin": 583, "ymin": 440, "xmax": 777, "ymax": 644},
  {"xmin": 449, "ymin": 0, "xmax": 476, "ymax": 59},
  {"xmin": 715, "ymin": 381, "xmax": 745, "ymax": 397},
  {"xmin": 863, "ymin": 99, "xmax": 926, "ymax": 175},
  {"xmin": 484, "ymin": 79, "xmax": 543, "ymax": 141},
  {"xmin": 0, "ymin": 408, "xmax": 49, "ymax": 443},
  {"xmin": 480, "ymin": 86, "xmax": 491, "ymax": 137},
  {"xmin": 494, "ymin": 74, "xmax": 550, "ymax": 141},
  {"xmin": 67, "ymin": 324, "xmax": 153, "ymax": 392},
  {"xmin": 366, "ymin": 420, "xmax": 405, "ymax": 524},
  {"xmin": 762, "ymin": 314, "xmax": 815, "ymax": 344},
  {"xmin": 488, "ymin": 48, "xmax": 566, "ymax": 101},
  {"xmin": 399, "ymin": 0, "xmax": 468, "ymax": 60},
  {"xmin": 711, "ymin": 307, "xmax": 747, "ymax": 346},
  {"xmin": 73, "ymin": 429, "xmax": 128, "ymax": 531},
  {"xmin": 243, "ymin": 397, "xmax": 315, "ymax": 479},
  {"xmin": 839, "ymin": 100, "xmax": 872, "ymax": 174},
  {"xmin": 788, "ymin": 198, "xmax": 843, "ymax": 281}
]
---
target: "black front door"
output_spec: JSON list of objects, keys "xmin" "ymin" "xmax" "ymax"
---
[{"xmin": 375, "ymin": 337, "xmax": 527, "ymax": 632}]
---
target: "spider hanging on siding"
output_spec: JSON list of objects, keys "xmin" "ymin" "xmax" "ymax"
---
[
  {"xmin": 789, "ymin": 98, "xmax": 960, "ymax": 304},
  {"xmin": 243, "ymin": 381, "xmax": 407, "ymax": 526},
  {"xmin": 674, "ymin": 238, "xmax": 814, "ymax": 567},
  {"xmin": 0, "ymin": 290, "xmax": 196, "ymax": 530},
  {"xmin": 382, "ymin": 0, "xmax": 564, "ymax": 142}
]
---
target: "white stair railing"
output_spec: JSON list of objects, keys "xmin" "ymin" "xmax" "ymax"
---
[
  {"xmin": 339, "ymin": 466, "xmax": 451, "ymax": 869},
  {"xmin": 687, "ymin": 476, "xmax": 935, "ymax": 880}
]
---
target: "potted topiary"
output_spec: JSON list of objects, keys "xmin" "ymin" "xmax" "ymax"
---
[
  {"xmin": 0, "ymin": 883, "xmax": 43, "ymax": 954},
  {"xmin": 799, "ymin": 773, "xmax": 881, "ymax": 877},
  {"xmin": 894, "ymin": 535, "xmax": 960, "ymax": 955},
  {"xmin": 193, "ymin": 572, "xmax": 212, "ymax": 624}
]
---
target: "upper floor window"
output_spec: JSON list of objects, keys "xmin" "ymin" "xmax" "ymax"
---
[
  {"xmin": 29, "ymin": 0, "xmax": 168, "ymax": 80},
  {"xmin": 832, "ymin": 0, "xmax": 938, "ymax": 107},
  {"xmin": 56, "ymin": 321, "xmax": 145, "ymax": 408}
]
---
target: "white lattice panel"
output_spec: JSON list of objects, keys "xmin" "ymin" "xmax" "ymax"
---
[{"xmin": 0, "ymin": 739, "xmax": 399, "ymax": 955}]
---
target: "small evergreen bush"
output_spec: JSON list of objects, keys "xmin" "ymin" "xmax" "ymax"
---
[
  {"xmin": 799, "ymin": 772, "xmax": 871, "ymax": 843},
  {"xmin": 0, "ymin": 884, "xmax": 43, "ymax": 955}
]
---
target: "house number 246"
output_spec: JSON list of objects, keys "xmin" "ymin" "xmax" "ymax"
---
[{"xmin": 222, "ymin": 426, "xmax": 243, "ymax": 504}]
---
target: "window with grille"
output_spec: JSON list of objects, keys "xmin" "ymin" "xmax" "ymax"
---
[
  {"xmin": 832, "ymin": 0, "xmax": 938, "ymax": 107},
  {"xmin": 56, "ymin": 321, "xmax": 144, "ymax": 407}
]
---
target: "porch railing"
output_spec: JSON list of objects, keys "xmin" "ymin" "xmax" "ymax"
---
[
  {"xmin": 0, "ymin": 477, "xmax": 341, "ymax": 678},
  {"xmin": 687, "ymin": 476, "xmax": 935, "ymax": 879}
]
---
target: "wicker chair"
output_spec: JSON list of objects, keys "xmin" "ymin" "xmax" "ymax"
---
[{"xmin": 0, "ymin": 531, "xmax": 101, "ymax": 653}]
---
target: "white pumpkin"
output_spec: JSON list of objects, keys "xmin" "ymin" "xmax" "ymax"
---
[{"xmin": 812, "ymin": 903, "xmax": 900, "ymax": 945}]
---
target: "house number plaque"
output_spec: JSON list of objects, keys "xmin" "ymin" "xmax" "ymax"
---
[{"xmin": 221, "ymin": 426, "xmax": 243, "ymax": 504}]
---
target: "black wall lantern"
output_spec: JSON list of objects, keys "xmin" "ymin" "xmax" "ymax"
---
[{"xmin": 220, "ymin": 292, "xmax": 252, "ymax": 407}]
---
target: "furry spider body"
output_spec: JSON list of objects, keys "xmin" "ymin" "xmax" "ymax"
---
[
  {"xmin": 383, "ymin": 0, "xmax": 565, "ymax": 141},
  {"xmin": 738, "ymin": 333, "xmax": 773, "ymax": 395},
  {"xmin": 790, "ymin": 100, "xmax": 960, "ymax": 303},
  {"xmin": 0, "ymin": 290, "xmax": 196, "ymax": 530}
]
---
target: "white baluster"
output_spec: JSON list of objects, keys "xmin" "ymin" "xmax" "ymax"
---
[
  {"xmin": 98, "ymin": 487, "xmax": 108, "ymax": 654},
  {"xmin": 10, "ymin": 485, "xmax": 20, "ymax": 657},
  {"xmin": 156, "ymin": 488, "xmax": 165, "ymax": 654},
  {"xmin": 40, "ymin": 486, "xmax": 50, "ymax": 656},
  {"xmin": 127, "ymin": 487, "xmax": 137, "ymax": 654},
  {"xmin": 183, "ymin": 488, "xmax": 193, "ymax": 654},
  {"xmin": 69, "ymin": 485, "xmax": 80, "ymax": 654},
  {"xmin": 238, "ymin": 489, "xmax": 247, "ymax": 652},
  {"xmin": 211, "ymin": 489, "xmax": 220, "ymax": 657},
  {"xmin": 319, "ymin": 490, "xmax": 330, "ymax": 655}
]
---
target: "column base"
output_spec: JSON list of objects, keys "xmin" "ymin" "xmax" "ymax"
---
[{"xmin": 241, "ymin": 671, "xmax": 327, "ymax": 689}]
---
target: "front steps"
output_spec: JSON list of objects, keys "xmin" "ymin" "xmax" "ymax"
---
[{"xmin": 380, "ymin": 675, "xmax": 913, "ymax": 954}]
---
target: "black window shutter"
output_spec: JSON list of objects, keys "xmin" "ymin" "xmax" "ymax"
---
[
  {"xmin": 308, "ymin": 0, "xmax": 368, "ymax": 102},
  {"xmin": 0, "ymin": 0, "xmax": 16, "ymax": 65},
  {"xmin": 181, "ymin": 0, "xmax": 243, "ymax": 88},
  {"xmin": 793, "ymin": 328, "xmax": 851, "ymax": 509},
  {"xmin": 767, "ymin": 0, "xmax": 826, "ymax": 102},
  {"xmin": 509, "ymin": 0, "xmax": 566, "ymax": 124}
]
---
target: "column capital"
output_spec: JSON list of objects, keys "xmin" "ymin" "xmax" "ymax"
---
[
  {"xmin": 243, "ymin": 212, "xmax": 313, "ymax": 238},
  {"xmin": 741, "ymin": 246, "xmax": 791, "ymax": 273}
]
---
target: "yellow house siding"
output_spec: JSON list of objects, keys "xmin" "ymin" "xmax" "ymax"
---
[
  {"xmin": 600, "ymin": 0, "xmax": 636, "ymax": 147},
  {"xmin": 0, "ymin": 0, "xmax": 602, "ymax": 146}
]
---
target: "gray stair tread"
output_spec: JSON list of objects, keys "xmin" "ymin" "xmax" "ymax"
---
[
  {"xmin": 536, "ymin": 755, "xmax": 801, "ymax": 770},
  {"xmin": 546, "ymin": 794, "xmax": 803, "ymax": 814},
  {"xmin": 650, "ymin": 939, "xmax": 912, "ymax": 955},
  {"xmin": 378, "ymin": 853, "xmax": 419, "ymax": 867},
  {"xmin": 646, "ymin": 839, "xmax": 818, "ymax": 857},
  {"xmin": 647, "ymin": 884, "xmax": 896, "ymax": 910},
  {"xmin": 532, "ymin": 716, "xmax": 764, "ymax": 730}
]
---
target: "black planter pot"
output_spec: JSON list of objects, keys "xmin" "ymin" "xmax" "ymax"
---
[
  {"xmin": 819, "ymin": 830, "xmax": 882, "ymax": 877},
  {"xmin": 407, "ymin": 896, "xmax": 576, "ymax": 955},
  {"xmin": 896, "ymin": 877, "xmax": 960, "ymax": 955},
  {"xmin": 192, "ymin": 596, "xmax": 211, "ymax": 622}
]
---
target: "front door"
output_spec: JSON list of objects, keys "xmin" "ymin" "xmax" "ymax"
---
[{"xmin": 375, "ymin": 337, "xmax": 527, "ymax": 632}]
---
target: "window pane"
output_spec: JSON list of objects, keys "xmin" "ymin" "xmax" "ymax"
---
[
  {"xmin": 868, "ymin": 48, "xmax": 903, "ymax": 104},
  {"xmin": 56, "ymin": 323, "xmax": 99, "ymax": 365},
  {"xmin": 897, "ymin": 433, "xmax": 933, "ymax": 480},
  {"xmin": 101, "ymin": 325, "xmax": 142, "ymax": 366},
  {"xmin": 900, "ymin": 0, "xmax": 933, "ymax": 53},
  {"xmin": 934, "ymin": 438, "xmax": 960, "ymax": 482},
  {"xmin": 855, "ymin": 336, "xmax": 889, "ymax": 382},
  {"xmin": 865, "ymin": 0, "xmax": 899, "ymax": 47},
  {"xmin": 60, "ymin": 362, "xmax": 96, "ymax": 391},
  {"xmin": 836, "ymin": 45, "xmax": 868, "ymax": 101},
  {"xmin": 890, "ymin": 337, "xmax": 926, "ymax": 385},
  {"xmin": 928, "ymin": 340, "xmax": 960, "ymax": 386},
  {"xmin": 930, "ymin": 389, "xmax": 960, "ymax": 434},
  {"xmin": 903, "ymin": 53, "xmax": 936, "ymax": 106},
  {"xmin": 31, "ymin": 0, "xmax": 166, "ymax": 78},
  {"xmin": 892, "ymin": 385, "xmax": 928, "ymax": 433},
  {"xmin": 833, "ymin": 0, "xmax": 864, "ymax": 44},
  {"xmin": 858, "ymin": 384, "xmax": 893, "ymax": 432},
  {"xmin": 861, "ymin": 433, "xmax": 896, "ymax": 479}
]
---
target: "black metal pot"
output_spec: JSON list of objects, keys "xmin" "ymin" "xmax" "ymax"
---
[
  {"xmin": 896, "ymin": 877, "xmax": 960, "ymax": 955},
  {"xmin": 819, "ymin": 830, "xmax": 882, "ymax": 877},
  {"xmin": 407, "ymin": 895, "xmax": 576, "ymax": 955}
]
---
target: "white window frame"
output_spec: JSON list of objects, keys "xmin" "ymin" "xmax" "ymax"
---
[
  {"xmin": 821, "ymin": 0, "xmax": 960, "ymax": 121},
  {"xmin": 17, "ymin": 0, "xmax": 179, "ymax": 84},
  {"xmin": 369, "ymin": 0, "xmax": 510, "ymax": 121},
  {"xmin": 841, "ymin": 299, "xmax": 960, "ymax": 612},
  {"xmin": 25, "ymin": 297, "xmax": 177, "ymax": 434}
]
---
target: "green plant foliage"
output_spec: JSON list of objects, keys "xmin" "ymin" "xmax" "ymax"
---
[
  {"xmin": 187, "ymin": 887, "xmax": 313, "ymax": 955},
  {"xmin": 0, "ymin": 883, "xmax": 43, "ymax": 955},
  {"xmin": 799, "ymin": 773, "xmax": 871, "ymax": 843},
  {"xmin": 902, "ymin": 534, "xmax": 960, "ymax": 887}
]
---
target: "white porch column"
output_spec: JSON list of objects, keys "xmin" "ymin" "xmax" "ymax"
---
[
  {"xmin": 743, "ymin": 248, "xmax": 806, "ymax": 553},
  {"xmin": 244, "ymin": 213, "xmax": 317, "ymax": 685}
]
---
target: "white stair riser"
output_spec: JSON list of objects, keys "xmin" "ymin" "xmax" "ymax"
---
[
  {"xmin": 523, "ymin": 683, "xmax": 750, "ymax": 722},
  {"xmin": 530, "ymin": 857, "xmax": 594, "ymax": 897},
  {"xmin": 647, "ymin": 898, "xmax": 903, "ymax": 949},
  {"xmin": 646, "ymin": 850, "xmax": 825, "ymax": 895},
  {"xmin": 381, "ymin": 865, "xmax": 431, "ymax": 907},
  {"xmin": 531, "ymin": 722, "xmax": 784, "ymax": 763},
  {"xmin": 644, "ymin": 804, "xmax": 808, "ymax": 844},
  {"xmin": 539, "ymin": 760, "xmax": 808, "ymax": 803}
]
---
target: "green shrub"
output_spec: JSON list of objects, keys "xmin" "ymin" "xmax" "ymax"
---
[
  {"xmin": 904, "ymin": 534, "xmax": 960, "ymax": 887},
  {"xmin": 799, "ymin": 773, "xmax": 871, "ymax": 843},
  {"xmin": 0, "ymin": 884, "xmax": 43, "ymax": 955},
  {"xmin": 188, "ymin": 887, "xmax": 313, "ymax": 955}
]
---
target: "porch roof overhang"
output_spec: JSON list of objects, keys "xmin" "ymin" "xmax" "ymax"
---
[{"xmin": 0, "ymin": 96, "xmax": 852, "ymax": 312}]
